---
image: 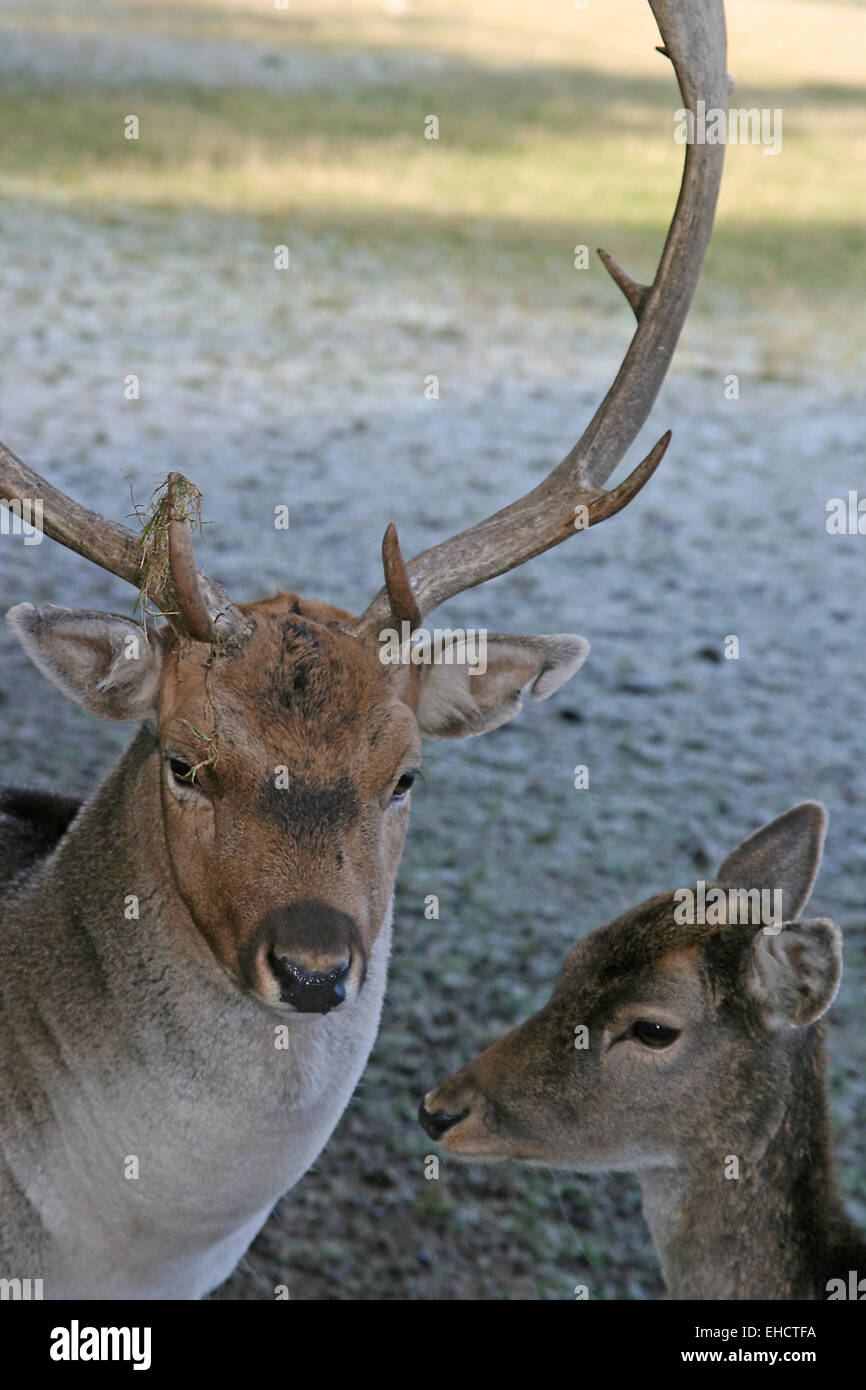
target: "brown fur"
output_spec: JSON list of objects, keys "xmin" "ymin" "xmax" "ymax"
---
[
  {"xmin": 422, "ymin": 805, "xmax": 866, "ymax": 1300},
  {"xmin": 153, "ymin": 594, "xmax": 420, "ymax": 1000},
  {"xmin": 2, "ymin": 587, "xmax": 588, "ymax": 1296}
]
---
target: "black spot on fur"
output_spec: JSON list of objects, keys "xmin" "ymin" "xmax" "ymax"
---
[
  {"xmin": 0, "ymin": 786, "xmax": 82, "ymax": 888},
  {"xmin": 275, "ymin": 616, "xmax": 340, "ymax": 715},
  {"xmin": 258, "ymin": 774, "xmax": 358, "ymax": 837}
]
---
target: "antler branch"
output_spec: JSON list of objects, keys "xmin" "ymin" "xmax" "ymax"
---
[
  {"xmin": 0, "ymin": 443, "xmax": 243, "ymax": 642},
  {"xmin": 349, "ymin": 0, "xmax": 728, "ymax": 641}
]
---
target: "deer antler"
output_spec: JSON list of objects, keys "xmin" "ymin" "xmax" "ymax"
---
[
  {"xmin": 0, "ymin": 442, "xmax": 244, "ymax": 642},
  {"xmin": 162, "ymin": 473, "xmax": 221, "ymax": 642},
  {"xmin": 348, "ymin": 0, "xmax": 728, "ymax": 641},
  {"xmin": 381, "ymin": 523, "xmax": 421, "ymax": 632}
]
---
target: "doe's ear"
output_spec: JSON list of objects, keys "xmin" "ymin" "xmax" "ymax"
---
[
  {"xmin": 748, "ymin": 918, "xmax": 842, "ymax": 1027},
  {"xmin": 416, "ymin": 632, "xmax": 589, "ymax": 739},
  {"xmin": 7, "ymin": 603, "xmax": 162, "ymax": 724},
  {"xmin": 716, "ymin": 802, "xmax": 827, "ymax": 922}
]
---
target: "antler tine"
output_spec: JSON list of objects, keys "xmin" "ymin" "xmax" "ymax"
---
[
  {"xmin": 582, "ymin": 429, "xmax": 671, "ymax": 524},
  {"xmin": 381, "ymin": 522, "xmax": 421, "ymax": 631},
  {"xmin": 350, "ymin": 0, "xmax": 728, "ymax": 638},
  {"xmin": 596, "ymin": 248, "xmax": 650, "ymax": 322},
  {"xmin": 350, "ymin": 433, "xmax": 671, "ymax": 642},
  {"xmin": 347, "ymin": 522, "xmax": 421, "ymax": 642},
  {"xmin": 0, "ymin": 444, "xmax": 244, "ymax": 642},
  {"xmin": 165, "ymin": 474, "xmax": 217, "ymax": 643}
]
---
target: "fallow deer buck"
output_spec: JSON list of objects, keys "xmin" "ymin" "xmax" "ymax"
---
[
  {"xmin": 421, "ymin": 803, "xmax": 866, "ymax": 1300},
  {"xmin": 0, "ymin": 0, "xmax": 728, "ymax": 1299}
]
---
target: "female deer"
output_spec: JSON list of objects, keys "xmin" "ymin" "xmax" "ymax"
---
[{"xmin": 420, "ymin": 804, "xmax": 866, "ymax": 1300}]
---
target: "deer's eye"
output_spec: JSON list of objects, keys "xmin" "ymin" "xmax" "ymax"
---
[
  {"xmin": 169, "ymin": 757, "xmax": 194, "ymax": 784},
  {"xmin": 631, "ymin": 1020, "xmax": 680, "ymax": 1049},
  {"xmin": 391, "ymin": 769, "xmax": 417, "ymax": 801}
]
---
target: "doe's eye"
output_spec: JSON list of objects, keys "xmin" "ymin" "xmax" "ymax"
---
[
  {"xmin": 168, "ymin": 756, "xmax": 194, "ymax": 784},
  {"xmin": 631, "ymin": 1020, "xmax": 680, "ymax": 1049},
  {"xmin": 391, "ymin": 770, "xmax": 417, "ymax": 800}
]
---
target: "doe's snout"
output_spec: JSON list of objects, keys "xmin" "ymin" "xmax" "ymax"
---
[
  {"xmin": 252, "ymin": 900, "xmax": 366, "ymax": 1013},
  {"xmin": 418, "ymin": 1099, "xmax": 469, "ymax": 1142}
]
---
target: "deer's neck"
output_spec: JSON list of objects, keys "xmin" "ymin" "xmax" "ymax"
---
[{"xmin": 639, "ymin": 1030, "xmax": 858, "ymax": 1300}]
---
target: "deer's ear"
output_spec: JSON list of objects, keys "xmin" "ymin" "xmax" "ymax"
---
[
  {"xmin": 416, "ymin": 633, "xmax": 589, "ymax": 739},
  {"xmin": 748, "ymin": 918, "xmax": 842, "ymax": 1026},
  {"xmin": 7, "ymin": 604, "xmax": 162, "ymax": 724},
  {"xmin": 716, "ymin": 802, "xmax": 827, "ymax": 921}
]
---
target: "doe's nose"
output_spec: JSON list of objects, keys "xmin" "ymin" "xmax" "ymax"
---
[{"xmin": 418, "ymin": 1100, "xmax": 469, "ymax": 1141}]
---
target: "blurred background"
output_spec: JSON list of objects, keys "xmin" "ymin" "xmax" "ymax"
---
[{"xmin": 0, "ymin": 0, "xmax": 863, "ymax": 1299}]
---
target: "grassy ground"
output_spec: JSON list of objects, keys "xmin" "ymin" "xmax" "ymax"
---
[
  {"xmin": 1, "ymin": 0, "xmax": 865, "ymax": 367},
  {"xmin": 0, "ymin": 0, "xmax": 863, "ymax": 1299}
]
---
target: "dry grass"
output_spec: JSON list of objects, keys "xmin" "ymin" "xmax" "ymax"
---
[{"xmin": 0, "ymin": 0, "xmax": 862, "ymax": 366}]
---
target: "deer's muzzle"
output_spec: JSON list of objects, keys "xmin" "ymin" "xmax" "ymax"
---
[
  {"xmin": 418, "ymin": 1101, "xmax": 469, "ymax": 1142},
  {"xmin": 245, "ymin": 901, "xmax": 367, "ymax": 1013}
]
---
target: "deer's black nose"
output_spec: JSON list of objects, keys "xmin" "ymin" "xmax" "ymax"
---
[
  {"xmin": 270, "ymin": 954, "xmax": 351, "ymax": 1014},
  {"xmin": 418, "ymin": 1101, "xmax": 469, "ymax": 1141},
  {"xmin": 250, "ymin": 900, "xmax": 366, "ymax": 1013}
]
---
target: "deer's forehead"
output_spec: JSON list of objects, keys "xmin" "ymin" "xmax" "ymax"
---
[
  {"xmin": 158, "ymin": 623, "xmax": 418, "ymax": 771},
  {"xmin": 557, "ymin": 906, "xmax": 711, "ymax": 1016},
  {"xmin": 165, "ymin": 610, "xmax": 381, "ymax": 690}
]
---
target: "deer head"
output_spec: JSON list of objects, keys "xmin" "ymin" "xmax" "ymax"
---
[
  {"xmin": 419, "ymin": 803, "xmax": 842, "ymax": 1172},
  {"xmin": 1, "ymin": 0, "xmax": 729, "ymax": 1016},
  {"xmin": 4, "ymin": 507, "xmax": 591, "ymax": 1015}
]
